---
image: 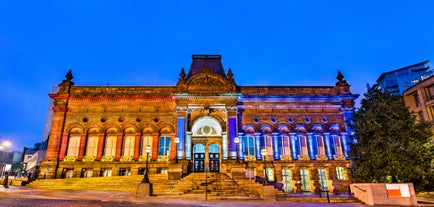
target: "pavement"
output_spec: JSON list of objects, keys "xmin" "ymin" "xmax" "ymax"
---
[
  {"xmin": 1, "ymin": 185, "xmax": 433, "ymax": 207},
  {"xmin": 0, "ymin": 185, "xmax": 367, "ymax": 207}
]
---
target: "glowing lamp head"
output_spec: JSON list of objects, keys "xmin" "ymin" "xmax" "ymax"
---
[
  {"xmin": 234, "ymin": 137, "xmax": 239, "ymax": 144},
  {"xmin": 145, "ymin": 145, "xmax": 151, "ymax": 154},
  {"xmin": 261, "ymin": 148, "xmax": 267, "ymax": 156}
]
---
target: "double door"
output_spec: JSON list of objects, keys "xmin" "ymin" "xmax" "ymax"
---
[{"xmin": 193, "ymin": 152, "xmax": 219, "ymax": 172}]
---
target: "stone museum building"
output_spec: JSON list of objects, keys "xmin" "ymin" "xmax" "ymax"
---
[{"xmin": 40, "ymin": 55, "xmax": 359, "ymax": 193}]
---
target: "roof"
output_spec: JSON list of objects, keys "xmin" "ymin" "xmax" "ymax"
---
[
  {"xmin": 187, "ymin": 55, "xmax": 226, "ymax": 78},
  {"xmin": 376, "ymin": 60, "xmax": 429, "ymax": 83}
]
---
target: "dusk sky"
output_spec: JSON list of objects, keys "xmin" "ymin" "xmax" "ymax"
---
[{"xmin": 1, "ymin": 1, "xmax": 434, "ymax": 152}]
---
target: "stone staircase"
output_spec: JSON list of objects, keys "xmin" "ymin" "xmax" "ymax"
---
[{"xmin": 26, "ymin": 173, "xmax": 261, "ymax": 199}]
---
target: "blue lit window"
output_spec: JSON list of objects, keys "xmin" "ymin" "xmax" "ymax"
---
[
  {"xmin": 242, "ymin": 136, "xmax": 255, "ymax": 157},
  {"xmin": 278, "ymin": 135, "xmax": 291, "ymax": 157},
  {"xmin": 158, "ymin": 136, "xmax": 171, "ymax": 156}
]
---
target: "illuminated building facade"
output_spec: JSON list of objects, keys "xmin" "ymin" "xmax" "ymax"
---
[{"xmin": 39, "ymin": 55, "xmax": 359, "ymax": 193}]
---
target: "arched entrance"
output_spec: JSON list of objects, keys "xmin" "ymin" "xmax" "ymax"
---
[{"xmin": 190, "ymin": 116, "xmax": 224, "ymax": 173}]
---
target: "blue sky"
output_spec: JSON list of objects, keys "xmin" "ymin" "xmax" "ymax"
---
[{"xmin": 1, "ymin": 1, "xmax": 433, "ymax": 152}]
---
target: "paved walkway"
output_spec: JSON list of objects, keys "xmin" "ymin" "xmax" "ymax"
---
[
  {"xmin": 0, "ymin": 186, "xmax": 366, "ymax": 207},
  {"xmin": 2, "ymin": 186, "xmax": 434, "ymax": 207}
]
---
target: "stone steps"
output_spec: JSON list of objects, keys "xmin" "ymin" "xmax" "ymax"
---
[{"xmin": 27, "ymin": 173, "xmax": 261, "ymax": 199}]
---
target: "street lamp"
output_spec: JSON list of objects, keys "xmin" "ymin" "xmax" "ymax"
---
[
  {"xmin": 234, "ymin": 137, "xmax": 240, "ymax": 163},
  {"xmin": 174, "ymin": 137, "xmax": 180, "ymax": 164},
  {"xmin": 141, "ymin": 145, "xmax": 151, "ymax": 183},
  {"xmin": 261, "ymin": 148, "xmax": 268, "ymax": 186}
]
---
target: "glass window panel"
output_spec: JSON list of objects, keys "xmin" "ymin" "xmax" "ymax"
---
[
  {"xmin": 86, "ymin": 135, "xmax": 98, "ymax": 156},
  {"xmin": 67, "ymin": 135, "xmax": 81, "ymax": 156},
  {"xmin": 123, "ymin": 135, "xmax": 135, "ymax": 156},
  {"xmin": 104, "ymin": 135, "xmax": 117, "ymax": 156}
]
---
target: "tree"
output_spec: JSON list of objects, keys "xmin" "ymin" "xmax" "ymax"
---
[{"xmin": 349, "ymin": 89, "xmax": 434, "ymax": 192}]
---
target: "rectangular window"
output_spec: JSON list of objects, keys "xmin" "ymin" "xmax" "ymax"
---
[
  {"xmin": 282, "ymin": 136, "xmax": 290, "ymax": 156},
  {"xmin": 424, "ymin": 85, "xmax": 434, "ymax": 101},
  {"xmin": 86, "ymin": 135, "xmax": 98, "ymax": 156},
  {"xmin": 157, "ymin": 167, "xmax": 168, "ymax": 174},
  {"xmin": 318, "ymin": 167, "xmax": 328, "ymax": 190},
  {"xmin": 413, "ymin": 93, "xmax": 421, "ymax": 107},
  {"xmin": 336, "ymin": 167, "xmax": 346, "ymax": 180},
  {"xmin": 245, "ymin": 167, "xmax": 256, "ymax": 180},
  {"xmin": 315, "ymin": 135, "xmax": 325, "ymax": 157},
  {"xmin": 300, "ymin": 167, "xmax": 310, "ymax": 192},
  {"xmin": 429, "ymin": 106, "xmax": 434, "ymax": 120},
  {"xmin": 282, "ymin": 167, "xmax": 293, "ymax": 192},
  {"xmin": 242, "ymin": 136, "xmax": 255, "ymax": 156},
  {"xmin": 331, "ymin": 135, "xmax": 342, "ymax": 156},
  {"xmin": 119, "ymin": 168, "xmax": 130, "ymax": 176},
  {"xmin": 123, "ymin": 135, "xmax": 135, "ymax": 156},
  {"xmin": 265, "ymin": 167, "xmax": 274, "ymax": 182},
  {"xmin": 264, "ymin": 135, "xmax": 273, "ymax": 155},
  {"xmin": 104, "ymin": 135, "xmax": 117, "ymax": 156},
  {"xmin": 100, "ymin": 168, "xmax": 112, "ymax": 177},
  {"xmin": 299, "ymin": 135, "xmax": 308, "ymax": 157},
  {"xmin": 67, "ymin": 135, "xmax": 81, "ymax": 156},
  {"xmin": 158, "ymin": 136, "xmax": 171, "ymax": 156}
]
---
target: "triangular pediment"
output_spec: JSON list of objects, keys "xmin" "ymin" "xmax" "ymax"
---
[{"xmin": 176, "ymin": 55, "xmax": 237, "ymax": 94}]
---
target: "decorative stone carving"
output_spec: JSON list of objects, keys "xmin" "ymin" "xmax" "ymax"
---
[
  {"xmin": 245, "ymin": 155, "xmax": 256, "ymax": 162},
  {"xmin": 176, "ymin": 106, "xmax": 188, "ymax": 112},
  {"xmin": 226, "ymin": 106, "xmax": 238, "ymax": 112},
  {"xmin": 334, "ymin": 155, "xmax": 347, "ymax": 161},
  {"xmin": 82, "ymin": 156, "xmax": 95, "ymax": 162},
  {"xmin": 120, "ymin": 155, "xmax": 133, "ymax": 162},
  {"xmin": 281, "ymin": 156, "xmax": 292, "ymax": 161},
  {"xmin": 316, "ymin": 156, "xmax": 329, "ymax": 161},
  {"xmin": 138, "ymin": 155, "xmax": 151, "ymax": 162},
  {"xmin": 63, "ymin": 156, "xmax": 77, "ymax": 162},
  {"xmin": 101, "ymin": 156, "xmax": 114, "ymax": 162},
  {"xmin": 157, "ymin": 156, "xmax": 169, "ymax": 162},
  {"xmin": 299, "ymin": 156, "xmax": 310, "ymax": 161}
]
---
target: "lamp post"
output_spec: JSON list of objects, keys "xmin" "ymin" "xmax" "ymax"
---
[
  {"xmin": 174, "ymin": 137, "xmax": 180, "ymax": 164},
  {"xmin": 234, "ymin": 137, "xmax": 240, "ymax": 163},
  {"xmin": 141, "ymin": 145, "xmax": 151, "ymax": 183},
  {"xmin": 261, "ymin": 148, "xmax": 268, "ymax": 186}
]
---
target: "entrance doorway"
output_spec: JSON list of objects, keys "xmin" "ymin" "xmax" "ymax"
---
[
  {"xmin": 192, "ymin": 143, "xmax": 220, "ymax": 173},
  {"xmin": 209, "ymin": 143, "xmax": 220, "ymax": 172},
  {"xmin": 193, "ymin": 144, "xmax": 205, "ymax": 172}
]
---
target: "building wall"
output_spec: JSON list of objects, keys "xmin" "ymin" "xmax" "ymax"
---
[
  {"xmin": 403, "ymin": 75, "xmax": 434, "ymax": 122},
  {"xmin": 39, "ymin": 55, "xmax": 359, "ymax": 193}
]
